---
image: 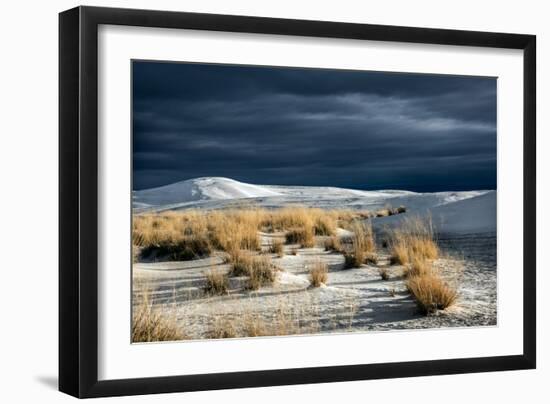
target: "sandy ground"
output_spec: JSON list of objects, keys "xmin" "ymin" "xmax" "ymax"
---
[{"xmin": 133, "ymin": 231, "xmax": 497, "ymax": 340}]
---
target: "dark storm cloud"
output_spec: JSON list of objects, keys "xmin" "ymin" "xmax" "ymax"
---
[{"xmin": 132, "ymin": 61, "xmax": 496, "ymax": 192}]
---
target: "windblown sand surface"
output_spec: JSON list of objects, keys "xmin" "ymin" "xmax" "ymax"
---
[{"xmin": 133, "ymin": 231, "xmax": 496, "ymax": 340}]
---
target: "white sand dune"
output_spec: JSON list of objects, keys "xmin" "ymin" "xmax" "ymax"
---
[
  {"xmin": 375, "ymin": 190, "xmax": 496, "ymax": 234},
  {"xmin": 133, "ymin": 177, "xmax": 282, "ymax": 207},
  {"xmin": 133, "ymin": 177, "xmax": 496, "ymax": 234},
  {"xmin": 133, "ymin": 176, "xmax": 418, "ymax": 211}
]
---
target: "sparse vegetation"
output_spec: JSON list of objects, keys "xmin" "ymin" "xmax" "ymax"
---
[
  {"xmin": 227, "ymin": 249, "xmax": 254, "ymax": 276},
  {"xmin": 324, "ymin": 235, "xmax": 342, "ymax": 252},
  {"xmin": 406, "ymin": 257, "xmax": 432, "ymax": 278},
  {"xmin": 390, "ymin": 243, "xmax": 409, "ymax": 265},
  {"xmin": 365, "ymin": 252, "xmax": 378, "ymax": 265},
  {"xmin": 228, "ymin": 253, "xmax": 277, "ymax": 290},
  {"xmin": 208, "ymin": 317, "xmax": 238, "ymax": 339},
  {"xmin": 210, "ymin": 309, "xmax": 318, "ymax": 338},
  {"xmin": 406, "ymin": 273, "xmax": 458, "ymax": 314},
  {"xmin": 285, "ymin": 227, "xmax": 315, "ymax": 248},
  {"xmin": 133, "ymin": 207, "xmax": 402, "ymax": 262},
  {"xmin": 378, "ymin": 267, "xmax": 390, "ymax": 280},
  {"xmin": 246, "ymin": 256, "xmax": 278, "ymax": 290},
  {"xmin": 342, "ymin": 220, "xmax": 375, "ymax": 268},
  {"xmin": 269, "ymin": 238, "xmax": 285, "ymax": 257},
  {"xmin": 132, "ymin": 292, "xmax": 185, "ymax": 342},
  {"xmin": 140, "ymin": 236, "xmax": 212, "ymax": 261},
  {"xmin": 344, "ymin": 252, "xmax": 363, "ymax": 269},
  {"xmin": 133, "ymin": 206, "xmax": 409, "ymax": 262},
  {"xmin": 376, "ymin": 208, "xmax": 391, "ymax": 217},
  {"xmin": 204, "ymin": 269, "xmax": 229, "ymax": 295},
  {"xmin": 309, "ymin": 261, "xmax": 328, "ymax": 287},
  {"xmin": 389, "ymin": 216, "xmax": 438, "ymax": 265},
  {"xmin": 314, "ymin": 215, "xmax": 337, "ymax": 236}
]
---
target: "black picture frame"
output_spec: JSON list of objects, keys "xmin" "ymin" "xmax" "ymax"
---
[{"xmin": 59, "ymin": 5, "xmax": 536, "ymax": 398}]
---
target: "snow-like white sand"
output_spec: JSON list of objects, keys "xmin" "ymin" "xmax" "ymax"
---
[
  {"xmin": 375, "ymin": 190, "xmax": 497, "ymax": 234},
  {"xmin": 134, "ymin": 243, "xmax": 496, "ymax": 339},
  {"xmin": 133, "ymin": 177, "xmax": 282, "ymax": 207}
]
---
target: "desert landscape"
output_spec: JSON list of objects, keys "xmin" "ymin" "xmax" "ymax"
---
[{"xmin": 132, "ymin": 177, "xmax": 496, "ymax": 342}]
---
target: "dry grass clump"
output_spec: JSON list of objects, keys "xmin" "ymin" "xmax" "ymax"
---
[
  {"xmin": 203, "ymin": 269, "xmax": 229, "ymax": 295},
  {"xmin": 243, "ymin": 314, "xmax": 269, "ymax": 337},
  {"xmin": 208, "ymin": 210, "xmax": 261, "ymax": 252},
  {"xmin": 324, "ymin": 235, "xmax": 342, "ymax": 252},
  {"xmin": 134, "ymin": 211, "xmax": 213, "ymax": 260},
  {"xmin": 314, "ymin": 214, "xmax": 337, "ymax": 236},
  {"xmin": 406, "ymin": 257, "xmax": 432, "ymax": 278},
  {"xmin": 376, "ymin": 208, "xmax": 391, "ymax": 217},
  {"xmin": 352, "ymin": 220, "xmax": 376, "ymax": 253},
  {"xmin": 376, "ymin": 205, "xmax": 407, "ymax": 217},
  {"xmin": 208, "ymin": 317, "xmax": 238, "ymax": 339},
  {"xmin": 269, "ymin": 238, "xmax": 285, "ymax": 257},
  {"xmin": 344, "ymin": 252, "xmax": 363, "ymax": 269},
  {"xmin": 132, "ymin": 294, "xmax": 184, "ymax": 342},
  {"xmin": 246, "ymin": 256, "xmax": 278, "ymax": 290},
  {"xmin": 309, "ymin": 261, "xmax": 328, "ymax": 287},
  {"xmin": 228, "ymin": 252, "xmax": 278, "ymax": 290},
  {"xmin": 406, "ymin": 273, "xmax": 458, "ymax": 314},
  {"xmin": 365, "ymin": 252, "xmax": 378, "ymax": 265},
  {"xmin": 262, "ymin": 207, "xmax": 340, "ymax": 237},
  {"xmin": 142, "ymin": 236, "xmax": 212, "ymax": 261},
  {"xmin": 378, "ymin": 267, "xmax": 390, "ymax": 280},
  {"xmin": 285, "ymin": 227, "xmax": 315, "ymax": 248},
  {"xmin": 390, "ymin": 243, "xmax": 409, "ymax": 265},
  {"xmin": 343, "ymin": 220, "xmax": 375, "ymax": 268},
  {"xmin": 132, "ymin": 206, "xmax": 409, "ymax": 263},
  {"xmin": 263, "ymin": 206, "xmax": 313, "ymax": 231},
  {"xmin": 133, "ymin": 209, "xmax": 264, "ymax": 261},
  {"xmin": 389, "ymin": 216, "xmax": 438, "ymax": 265},
  {"xmin": 227, "ymin": 250, "xmax": 254, "ymax": 276},
  {"xmin": 133, "ymin": 210, "xmax": 208, "ymax": 246}
]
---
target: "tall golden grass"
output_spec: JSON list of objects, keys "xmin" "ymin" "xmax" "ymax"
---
[
  {"xmin": 203, "ymin": 269, "xmax": 229, "ymax": 295},
  {"xmin": 226, "ymin": 252, "xmax": 278, "ymax": 290},
  {"xmin": 132, "ymin": 206, "xmax": 409, "ymax": 263},
  {"xmin": 406, "ymin": 256, "xmax": 432, "ymax": 277},
  {"xmin": 246, "ymin": 256, "xmax": 278, "ymax": 290},
  {"xmin": 324, "ymin": 235, "xmax": 342, "ymax": 252},
  {"xmin": 309, "ymin": 260, "xmax": 329, "ymax": 287},
  {"xmin": 285, "ymin": 226, "xmax": 315, "ymax": 247},
  {"xmin": 132, "ymin": 206, "xmax": 414, "ymax": 265},
  {"xmin": 132, "ymin": 292, "xmax": 185, "ymax": 342},
  {"xmin": 389, "ymin": 216, "xmax": 438, "ymax": 265},
  {"xmin": 269, "ymin": 238, "xmax": 285, "ymax": 257},
  {"xmin": 343, "ymin": 220, "xmax": 375, "ymax": 268},
  {"xmin": 406, "ymin": 273, "xmax": 458, "ymax": 314}
]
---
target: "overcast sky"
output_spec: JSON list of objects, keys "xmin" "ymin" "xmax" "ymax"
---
[{"xmin": 132, "ymin": 61, "xmax": 496, "ymax": 192}]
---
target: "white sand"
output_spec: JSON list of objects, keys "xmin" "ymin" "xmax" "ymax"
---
[{"xmin": 133, "ymin": 241, "xmax": 496, "ymax": 340}]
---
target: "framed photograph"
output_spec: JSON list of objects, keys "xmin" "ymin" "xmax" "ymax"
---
[{"xmin": 59, "ymin": 6, "xmax": 536, "ymax": 398}]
